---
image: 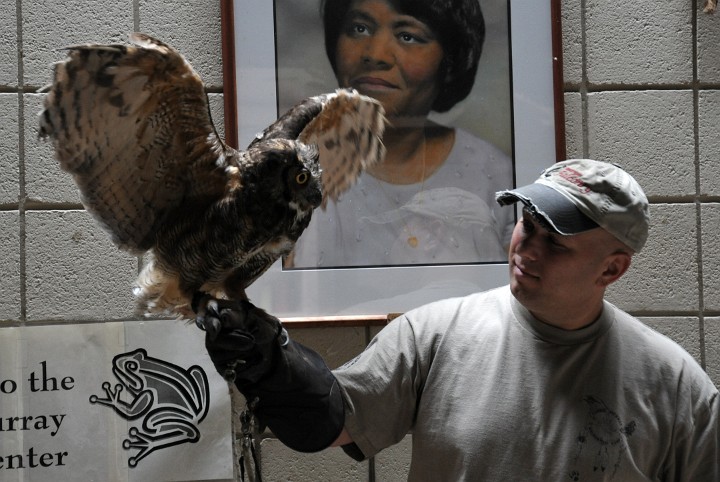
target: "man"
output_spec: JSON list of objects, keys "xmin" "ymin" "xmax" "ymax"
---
[{"xmin": 197, "ymin": 159, "xmax": 719, "ymax": 480}]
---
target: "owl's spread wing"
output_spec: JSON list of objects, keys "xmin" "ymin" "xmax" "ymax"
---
[
  {"xmin": 39, "ymin": 33, "xmax": 229, "ymax": 253},
  {"xmin": 251, "ymin": 89, "xmax": 385, "ymax": 206},
  {"xmin": 299, "ymin": 89, "xmax": 385, "ymax": 204}
]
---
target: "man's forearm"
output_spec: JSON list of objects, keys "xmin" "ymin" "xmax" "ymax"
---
[{"xmin": 332, "ymin": 428, "xmax": 353, "ymax": 447}]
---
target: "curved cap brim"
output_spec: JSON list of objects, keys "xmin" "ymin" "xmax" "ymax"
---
[{"xmin": 496, "ymin": 183, "xmax": 598, "ymax": 235}]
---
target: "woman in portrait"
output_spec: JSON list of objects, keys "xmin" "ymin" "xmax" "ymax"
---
[{"xmin": 287, "ymin": 0, "xmax": 514, "ymax": 268}]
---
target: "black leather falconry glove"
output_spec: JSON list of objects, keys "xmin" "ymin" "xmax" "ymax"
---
[{"xmin": 194, "ymin": 295, "xmax": 344, "ymax": 453}]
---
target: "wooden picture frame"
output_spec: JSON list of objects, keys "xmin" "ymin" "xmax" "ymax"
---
[{"xmin": 220, "ymin": 0, "xmax": 565, "ymax": 319}]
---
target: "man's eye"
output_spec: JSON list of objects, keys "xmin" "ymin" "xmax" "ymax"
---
[
  {"xmin": 548, "ymin": 236, "xmax": 567, "ymax": 250},
  {"xmin": 522, "ymin": 219, "xmax": 534, "ymax": 233}
]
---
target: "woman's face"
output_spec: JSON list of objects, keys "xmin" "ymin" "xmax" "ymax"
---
[{"xmin": 335, "ymin": 0, "xmax": 445, "ymax": 119}]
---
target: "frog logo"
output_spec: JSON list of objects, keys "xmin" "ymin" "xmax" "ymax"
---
[{"xmin": 89, "ymin": 348, "xmax": 210, "ymax": 467}]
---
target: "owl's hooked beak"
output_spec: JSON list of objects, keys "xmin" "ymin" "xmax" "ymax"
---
[{"xmin": 298, "ymin": 185, "xmax": 322, "ymax": 211}]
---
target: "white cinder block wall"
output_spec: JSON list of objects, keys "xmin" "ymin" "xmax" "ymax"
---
[{"xmin": 1, "ymin": 0, "xmax": 718, "ymax": 480}]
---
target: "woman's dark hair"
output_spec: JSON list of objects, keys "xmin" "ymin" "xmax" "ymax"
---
[{"xmin": 321, "ymin": 0, "xmax": 485, "ymax": 113}]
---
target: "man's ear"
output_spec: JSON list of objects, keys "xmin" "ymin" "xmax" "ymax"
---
[{"xmin": 599, "ymin": 252, "xmax": 632, "ymax": 287}]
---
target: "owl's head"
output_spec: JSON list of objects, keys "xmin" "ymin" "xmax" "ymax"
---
[{"xmin": 245, "ymin": 139, "xmax": 323, "ymax": 213}]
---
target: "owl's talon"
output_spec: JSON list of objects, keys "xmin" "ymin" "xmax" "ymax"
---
[
  {"xmin": 195, "ymin": 311, "xmax": 222, "ymax": 340},
  {"xmin": 195, "ymin": 317, "xmax": 205, "ymax": 330},
  {"xmin": 204, "ymin": 317, "xmax": 222, "ymax": 341},
  {"xmin": 191, "ymin": 291, "xmax": 213, "ymax": 314}
]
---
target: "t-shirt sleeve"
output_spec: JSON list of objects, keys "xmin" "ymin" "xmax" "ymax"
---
[
  {"xmin": 332, "ymin": 313, "xmax": 432, "ymax": 459},
  {"xmin": 664, "ymin": 366, "xmax": 720, "ymax": 481}
]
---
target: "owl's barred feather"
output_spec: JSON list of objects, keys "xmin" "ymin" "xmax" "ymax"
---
[{"xmin": 39, "ymin": 33, "xmax": 385, "ymax": 318}]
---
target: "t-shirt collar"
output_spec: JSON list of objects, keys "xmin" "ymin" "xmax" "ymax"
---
[{"xmin": 509, "ymin": 291, "xmax": 615, "ymax": 345}]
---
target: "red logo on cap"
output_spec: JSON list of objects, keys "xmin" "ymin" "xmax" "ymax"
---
[{"xmin": 557, "ymin": 167, "xmax": 590, "ymax": 193}]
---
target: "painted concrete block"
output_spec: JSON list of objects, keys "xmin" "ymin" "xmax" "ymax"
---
[
  {"xmin": 0, "ymin": 211, "xmax": 21, "ymax": 322},
  {"xmin": 698, "ymin": 90, "xmax": 720, "ymax": 195},
  {"xmin": 587, "ymin": 90, "xmax": 695, "ymax": 197},
  {"xmin": 21, "ymin": 0, "xmax": 132, "ymax": 86},
  {"xmin": 704, "ymin": 317, "xmax": 720, "ymax": 386},
  {"xmin": 138, "ymin": 0, "xmax": 223, "ymax": 86},
  {"xmin": 585, "ymin": 0, "xmax": 692, "ymax": 84},
  {"xmin": 701, "ymin": 204, "xmax": 720, "ymax": 311},
  {"xmin": 24, "ymin": 210, "xmax": 137, "ymax": 321},
  {"xmin": 564, "ymin": 92, "xmax": 583, "ymax": 159},
  {"xmin": 260, "ymin": 438, "xmax": 368, "ymax": 482},
  {"xmin": 0, "ymin": 4, "xmax": 17, "ymax": 87},
  {"xmin": 0, "ymin": 94, "xmax": 19, "ymax": 204},
  {"xmin": 561, "ymin": 0, "xmax": 583, "ymax": 86},
  {"xmin": 608, "ymin": 204, "xmax": 699, "ymax": 312}
]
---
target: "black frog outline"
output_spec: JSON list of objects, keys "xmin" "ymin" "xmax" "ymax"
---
[{"xmin": 89, "ymin": 348, "xmax": 210, "ymax": 467}]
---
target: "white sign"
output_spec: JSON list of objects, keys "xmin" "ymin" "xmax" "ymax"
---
[{"xmin": 0, "ymin": 320, "xmax": 233, "ymax": 482}]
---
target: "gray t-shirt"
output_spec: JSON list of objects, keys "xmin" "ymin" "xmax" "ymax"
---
[
  {"xmin": 291, "ymin": 129, "xmax": 514, "ymax": 267},
  {"xmin": 334, "ymin": 286, "xmax": 719, "ymax": 481}
]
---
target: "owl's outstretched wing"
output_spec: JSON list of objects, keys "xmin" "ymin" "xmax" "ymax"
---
[
  {"xmin": 252, "ymin": 89, "xmax": 386, "ymax": 206},
  {"xmin": 300, "ymin": 89, "xmax": 385, "ymax": 204},
  {"xmin": 39, "ymin": 33, "xmax": 230, "ymax": 253}
]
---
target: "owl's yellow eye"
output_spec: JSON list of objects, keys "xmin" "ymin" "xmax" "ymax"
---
[{"xmin": 295, "ymin": 171, "xmax": 309, "ymax": 185}]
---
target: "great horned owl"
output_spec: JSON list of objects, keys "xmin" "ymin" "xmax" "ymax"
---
[{"xmin": 39, "ymin": 33, "xmax": 385, "ymax": 318}]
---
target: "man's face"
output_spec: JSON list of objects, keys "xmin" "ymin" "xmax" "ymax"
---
[
  {"xmin": 334, "ymin": 0, "xmax": 444, "ymax": 119},
  {"xmin": 508, "ymin": 209, "xmax": 624, "ymax": 328}
]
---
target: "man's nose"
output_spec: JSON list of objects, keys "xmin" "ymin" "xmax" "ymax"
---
[{"xmin": 515, "ymin": 230, "xmax": 541, "ymax": 261}]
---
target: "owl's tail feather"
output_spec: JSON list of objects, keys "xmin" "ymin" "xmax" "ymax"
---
[
  {"xmin": 134, "ymin": 253, "xmax": 230, "ymax": 319},
  {"xmin": 133, "ymin": 254, "xmax": 194, "ymax": 319}
]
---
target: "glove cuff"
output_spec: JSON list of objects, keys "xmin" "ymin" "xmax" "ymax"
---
[{"xmin": 236, "ymin": 338, "xmax": 345, "ymax": 452}]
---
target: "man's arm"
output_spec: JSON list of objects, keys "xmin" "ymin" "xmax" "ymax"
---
[{"xmin": 333, "ymin": 428, "xmax": 353, "ymax": 446}]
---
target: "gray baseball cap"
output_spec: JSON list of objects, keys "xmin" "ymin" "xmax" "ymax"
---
[{"xmin": 496, "ymin": 159, "xmax": 649, "ymax": 252}]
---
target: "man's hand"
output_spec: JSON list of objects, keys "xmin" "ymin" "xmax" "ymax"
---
[{"xmin": 193, "ymin": 294, "xmax": 287, "ymax": 385}]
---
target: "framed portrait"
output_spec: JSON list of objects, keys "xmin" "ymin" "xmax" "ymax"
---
[{"xmin": 220, "ymin": 0, "xmax": 565, "ymax": 318}]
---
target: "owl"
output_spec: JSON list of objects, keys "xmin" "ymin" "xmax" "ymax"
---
[{"xmin": 39, "ymin": 33, "xmax": 385, "ymax": 318}]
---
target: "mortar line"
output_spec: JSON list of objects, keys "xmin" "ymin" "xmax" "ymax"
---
[
  {"xmin": 580, "ymin": 0, "xmax": 589, "ymax": 158},
  {"xmin": 691, "ymin": 0, "xmax": 707, "ymax": 370},
  {"xmin": 16, "ymin": 0, "xmax": 26, "ymax": 325},
  {"xmin": 133, "ymin": 0, "xmax": 140, "ymax": 33}
]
